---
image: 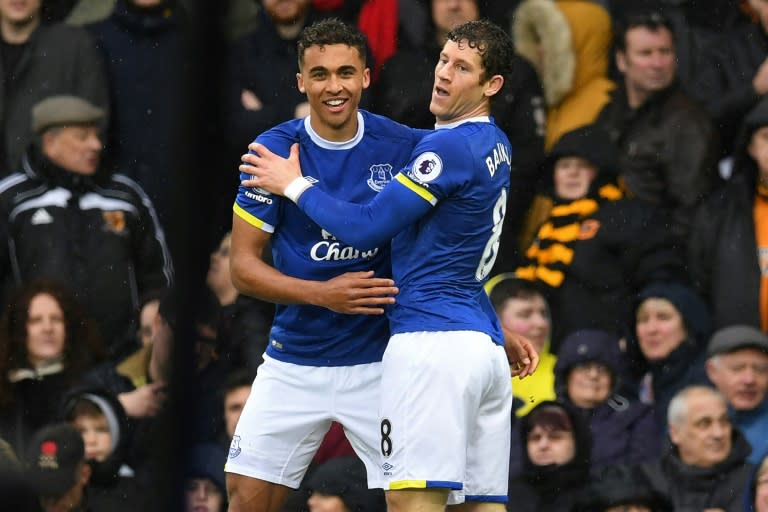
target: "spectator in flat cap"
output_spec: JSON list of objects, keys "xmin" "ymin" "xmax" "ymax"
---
[
  {"xmin": 706, "ymin": 325, "xmax": 768, "ymax": 463},
  {"xmin": 24, "ymin": 422, "xmax": 93, "ymax": 512},
  {"xmin": 31, "ymin": 95, "xmax": 105, "ymax": 135},
  {"xmin": 0, "ymin": 93, "xmax": 173, "ymax": 361}
]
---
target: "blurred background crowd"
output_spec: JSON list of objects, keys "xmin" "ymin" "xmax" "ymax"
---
[{"xmin": 0, "ymin": 0, "xmax": 766, "ymax": 511}]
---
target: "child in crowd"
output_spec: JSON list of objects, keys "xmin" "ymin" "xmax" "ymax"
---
[
  {"xmin": 488, "ymin": 274, "xmax": 556, "ymax": 416},
  {"xmin": 64, "ymin": 388, "xmax": 145, "ymax": 511}
]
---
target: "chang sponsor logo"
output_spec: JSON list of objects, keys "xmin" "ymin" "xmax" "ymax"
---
[
  {"xmin": 310, "ymin": 230, "xmax": 379, "ymax": 261},
  {"xmin": 310, "ymin": 242, "xmax": 379, "ymax": 261}
]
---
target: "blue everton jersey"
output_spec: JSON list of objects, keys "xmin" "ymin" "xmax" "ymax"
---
[
  {"xmin": 233, "ymin": 111, "xmax": 424, "ymax": 366},
  {"xmin": 388, "ymin": 118, "xmax": 510, "ymax": 343},
  {"xmin": 295, "ymin": 116, "xmax": 512, "ymax": 345}
]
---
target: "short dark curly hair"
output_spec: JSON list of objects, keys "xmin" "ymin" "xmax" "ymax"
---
[
  {"xmin": 614, "ymin": 10, "xmax": 674, "ymax": 53},
  {"xmin": 446, "ymin": 19, "xmax": 514, "ymax": 88},
  {"xmin": 297, "ymin": 18, "xmax": 367, "ymax": 69}
]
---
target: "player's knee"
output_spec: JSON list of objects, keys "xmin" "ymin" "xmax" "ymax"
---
[
  {"xmin": 226, "ymin": 473, "xmax": 287, "ymax": 512},
  {"xmin": 386, "ymin": 488, "xmax": 449, "ymax": 512}
]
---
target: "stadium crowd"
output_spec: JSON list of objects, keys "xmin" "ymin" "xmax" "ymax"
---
[{"xmin": 0, "ymin": 0, "xmax": 766, "ymax": 511}]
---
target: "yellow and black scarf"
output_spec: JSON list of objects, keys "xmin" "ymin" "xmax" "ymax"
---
[{"xmin": 516, "ymin": 183, "xmax": 622, "ymax": 288}]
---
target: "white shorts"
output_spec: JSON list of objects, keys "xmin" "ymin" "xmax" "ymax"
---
[
  {"xmin": 379, "ymin": 331, "xmax": 512, "ymax": 504},
  {"xmin": 224, "ymin": 354, "xmax": 383, "ymax": 489}
]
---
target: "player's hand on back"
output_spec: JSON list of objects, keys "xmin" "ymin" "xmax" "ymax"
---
[
  {"xmin": 503, "ymin": 327, "xmax": 539, "ymax": 379},
  {"xmin": 240, "ymin": 142, "xmax": 302, "ymax": 195},
  {"xmin": 317, "ymin": 270, "xmax": 399, "ymax": 315}
]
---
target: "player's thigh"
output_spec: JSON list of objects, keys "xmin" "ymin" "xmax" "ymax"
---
[
  {"xmin": 463, "ymin": 344, "xmax": 512, "ymax": 503},
  {"xmin": 226, "ymin": 474, "xmax": 291, "ymax": 512},
  {"xmin": 225, "ymin": 355, "xmax": 333, "ymax": 487},
  {"xmin": 333, "ymin": 361, "xmax": 384, "ymax": 488},
  {"xmin": 386, "ymin": 488, "xmax": 450, "ymax": 512}
]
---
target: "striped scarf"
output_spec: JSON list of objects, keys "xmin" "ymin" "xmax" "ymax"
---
[{"xmin": 516, "ymin": 183, "xmax": 622, "ymax": 287}]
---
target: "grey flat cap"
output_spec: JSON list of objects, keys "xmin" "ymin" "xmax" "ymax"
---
[
  {"xmin": 707, "ymin": 325, "xmax": 768, "ymax": 357},
  {"xmin": 32, "ymin": 95, "xmax": 104, "ymax": 134}
]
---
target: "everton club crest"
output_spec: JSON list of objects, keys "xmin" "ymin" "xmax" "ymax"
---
[{"xmin": 367, "ymin": 163, "xmax": 394, "ymax": 192}]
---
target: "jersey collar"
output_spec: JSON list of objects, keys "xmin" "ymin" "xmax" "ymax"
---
[
  {"xmin": 304, "ymin": 112, "xmax": 365, "ymax": 150},
  {"xmin": 434, "ymin": 115, "xmax": 491, "ymax": 130}
]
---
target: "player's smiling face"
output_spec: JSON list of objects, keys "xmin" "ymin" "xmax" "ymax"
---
[
  {"xmin": 297, "ymin": 44, "xmax": 370, "ymax": 142},
  {"xmin": 430, "ymin": 39, "xmax": 500, "ymax": 125}
]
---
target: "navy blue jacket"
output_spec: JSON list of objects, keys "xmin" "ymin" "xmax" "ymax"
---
[{"xmin": 87, "ymin": 0, "xmax": 190, "ymax": 225}]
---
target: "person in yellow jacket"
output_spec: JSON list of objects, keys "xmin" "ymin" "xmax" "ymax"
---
[
  {"xmin": 511, "ymin": 0, "xmax": 616, "ymax": 253},
  {"xmin": 487, "ymin": 273, "xmax": 557, "ymax": 416}
]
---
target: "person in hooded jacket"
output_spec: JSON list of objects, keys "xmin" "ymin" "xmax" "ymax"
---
[
  {"xmin": 627, "ymin": 281, "xmax": 713, "ymax": 430},
  {"xmin": 514, "ymin": 124, "xmax": 683, "ymax": 350},
  {"xmin": 688, "ymin": 95, "xmax": 768, "ymax": 333},
  {"xmin": 184, "ymin": 443, "xmax": 228, "ymax": 512},
  {"xmin": 511, "ymin": 0, "xmax": 617, "ymax": 254},
  {"xmin": 554, "ymin": 329, "xmax": 661, "ymax": 473},
  {"xmin": 507, "ymin": 400, "xmax": 591, "ymax": 512},
  {"xmin": 638, "ymin": 385, "xmax": 754, "ymax": 512},
  {"xmin": 62, "ymin": 387, "xmax": 145, "ymax": 511},
  {"xmin": 512, "ymin": 0, "xmax": 615, "ymax": 151},
  {"xmin": 300, "ymin": 455, "xmax": 386, "ymax": 512}
]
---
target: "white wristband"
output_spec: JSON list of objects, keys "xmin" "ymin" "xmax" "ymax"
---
[{"xmin": 283, "ymin": 177, "xmax": 313, "ymax": 203}]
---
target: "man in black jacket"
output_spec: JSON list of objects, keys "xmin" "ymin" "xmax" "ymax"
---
[
  {"xmin": 688, "ymin": 96, "xmax": 768, "ymax": 332},
  {"xmin": 0, "ymin": 95, "xmax": 173, "ymax": 360},
  {"xmin": 594, "ymin": 10, "xmax": 719, "ymax": 248},
  {"xmin": 692, "ymin": 0, "xmax": 768, "ymax": 157},
  {"xmin": 639, "ymin": 385, "xmax": 754, "ymax": 512}
]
